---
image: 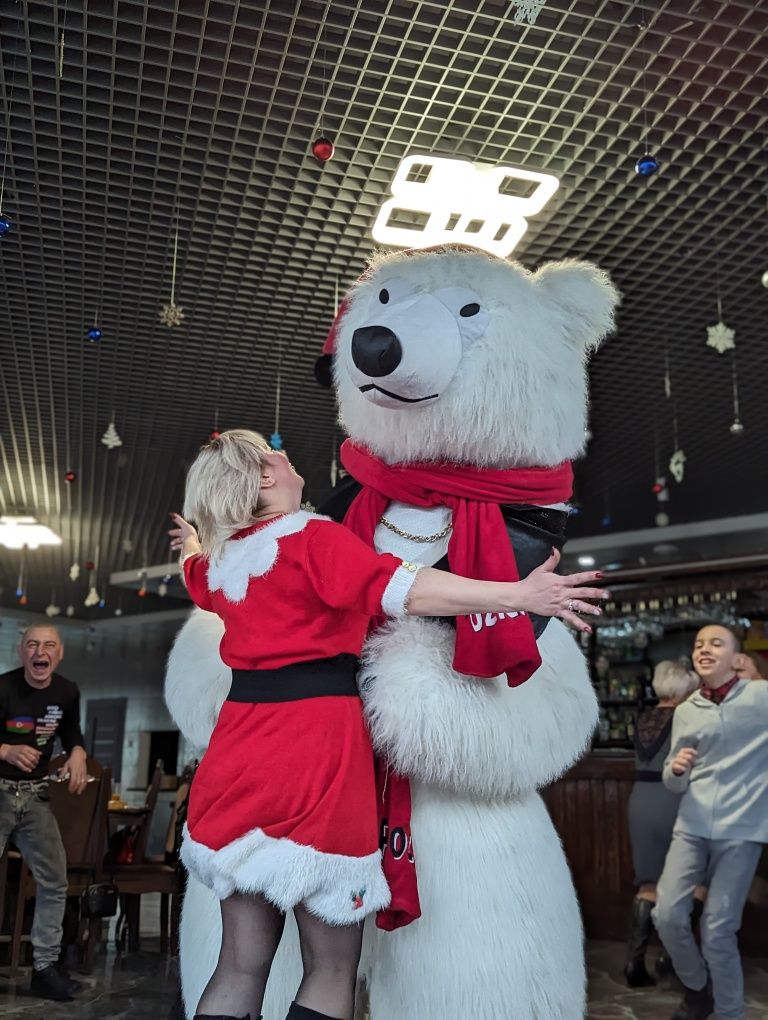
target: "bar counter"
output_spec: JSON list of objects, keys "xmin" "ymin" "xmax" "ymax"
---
[{"xmin": 542, "ymin": 750, "xmax": 768, "ymax": 955}]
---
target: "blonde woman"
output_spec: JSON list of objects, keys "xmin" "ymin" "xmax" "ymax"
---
[
  {"xmin": 624, "ymin": 659, "xmax": 700, "ymax": 987},
  {"xmin": 168, "ymin": 429, "xmax": 606, "ymax": 1020}
]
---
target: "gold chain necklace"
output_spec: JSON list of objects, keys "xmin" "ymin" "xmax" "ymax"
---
[{"xmin": 379, "ymin": 515, "xmax": 453, "ymax": 543}]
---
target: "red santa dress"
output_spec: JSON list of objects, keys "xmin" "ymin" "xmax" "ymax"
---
[{"xmin": 180, "ymin": 510, "xmax": 419, "ymax": 925}]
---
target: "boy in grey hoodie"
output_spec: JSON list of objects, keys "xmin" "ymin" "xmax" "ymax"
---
[{"xmin": 653, "ymin": 625, "xmax": 768, "ymax": 1020}]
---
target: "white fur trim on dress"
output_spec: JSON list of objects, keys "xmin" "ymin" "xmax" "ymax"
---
[
  {"xmin": 381, "ymin": 562, "xmax": 422, "ymax": 617},
  {"xmin": 181, "ymin": 824, "xmax": 390, "ymax": 926},
  {"xmin": 207, "ymin": 511, "xmax": 328, "ymax": 603}
]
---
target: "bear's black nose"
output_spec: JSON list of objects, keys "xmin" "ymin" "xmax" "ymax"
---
[{"xmin": 351, "ymin": 325, "xmax": 402, "ymax": 377}]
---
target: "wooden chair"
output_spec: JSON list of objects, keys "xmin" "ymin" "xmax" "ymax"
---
[
  {"xmin": 108, "ymin": 759, "xmax": 181, "ymax": 953},
  {"xmin": 4, "ymin": 755, "xmax": 111, "ymax": 973}
]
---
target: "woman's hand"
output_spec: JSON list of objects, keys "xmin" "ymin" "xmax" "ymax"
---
[
  {"xmin": 512, "ymin": 549, "xmax": 607, "ymax": 632},
  {"xmin": 168, "ymin": 513, "xmax": 199, "ymax": 552}
]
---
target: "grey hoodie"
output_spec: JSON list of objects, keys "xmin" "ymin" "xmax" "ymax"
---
[{"xmin": 663, "ymin": 679, "xmax": 768, "ymax": 842}]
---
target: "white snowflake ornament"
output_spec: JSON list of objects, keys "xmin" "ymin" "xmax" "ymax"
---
[
  {"xmin": 159, "ymin": 301, "xmax": 185, "ymax": 327},
  {"xmin": 84, "ymin": 586, "xmax": 100, "ymax": 607},
  {"xmin": 101, "ymin": 421, "xmax": 123, "ymax": 449},
  {"xmin": 512, "ymin": 0, "xmax": 547, "ymax": 24},
  {"xmin": 69, "ymin": 563, "xmax": 80, "ymax": 582},
  {"xmin": 158, "ymin": 582, "xmax": 168, "ymax": 597},
  {"xmin": 45, "ymin": 603, "xmax": 61, "ymax": 618},
  {"xmin": 65, "ymin": 605, "xmax": 75, "ymax": 617},
  {"xmin": 669, "ymin": 449, "xmax": 687, "ymax": 483},
  {"xmin": 706, "ymin": 320, "xmax": 735, "ymax": 355}
]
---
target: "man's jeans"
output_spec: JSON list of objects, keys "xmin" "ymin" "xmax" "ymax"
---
[
  {"xmin": 0, "ymin": 779, "xmax": 68, "ymax": 969},
  {"xmin": 653, "ymin": 830, "xmax": 762, "ymax": 1020}
]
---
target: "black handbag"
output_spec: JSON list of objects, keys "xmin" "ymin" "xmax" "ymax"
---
[{"xmin": 81, "ymin": 880, "xmax": 119, "ymax": 918}]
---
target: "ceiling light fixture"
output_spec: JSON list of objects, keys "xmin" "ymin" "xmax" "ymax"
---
[
  {"xmin": 0, "ymin": 516, "xmax": 63, "ymax": 550},
  {"xmin": 577, "ymin": 555, "xmax": 596, "ymax": 567},
  {"xmin": 371, "ymin": 154, "xmax": 559, "ymax": 258}
]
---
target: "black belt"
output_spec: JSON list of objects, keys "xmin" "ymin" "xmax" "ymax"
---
[
  {"xmin": 635, "ymin": 770, "xmax": 663, "ymax": 783},
  {"xmin": 228, "ymin": 654, "xmax": 360, "ymax": 703}
]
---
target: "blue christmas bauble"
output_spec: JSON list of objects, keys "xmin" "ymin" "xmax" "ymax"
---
[
  {"xmin": 635, "ymin": 154, "xmax": 659, "ymax": 177},
  {"xmin": 270, "ymin": 431, "xmax": 283, "ymax": 450},
  {"xmin": 0, "ymin": 214, "xmax": 12, "ymax": 236},
  {"xmin": 86, "ymin": 327, "xmax": 103, "ymax": 341},
  {"xmin": 98, "ymin": 598, "xmax": 106, "ymax": 608},
  {"xmin": 601, "ymin": 514, "xmax": 613, "ymax": 527}
]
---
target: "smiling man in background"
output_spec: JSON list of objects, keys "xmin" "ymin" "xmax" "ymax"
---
[
  {"xmin": 0, "ymin": 624, "xmax": 88, "ymax": 1001},
  {"xmin": 653, "ymin": 624, "xmax": 768, "ymax": 1020}
]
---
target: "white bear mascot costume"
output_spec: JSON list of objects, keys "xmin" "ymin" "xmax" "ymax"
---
[{"xmin": 166, "ymin": 246, "xmax": 619, "ymax": 1020}]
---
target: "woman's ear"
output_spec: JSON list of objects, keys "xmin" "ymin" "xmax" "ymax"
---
[{"xmin": 259, "ymin": 466, "xmax": 276, "ymax": 489}]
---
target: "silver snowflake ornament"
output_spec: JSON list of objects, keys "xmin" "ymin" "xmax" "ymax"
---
[
  {"xmin": 69, "ymin": 563, "xmax": 80, "ymax": 582},
  {"xmin": 159, "ymin": 301, "xmax": 185, "ymax": 327},
  {"xmin": 512, "ymin": 0, "xmax": 547, "ymax": 24},
  {"xmin": 669, "ymin": 448, "xmax": 687, "ymax": 484},
  {"xmin": 706, "ymin": 320, "xmax": 735, "ymax": 354}
]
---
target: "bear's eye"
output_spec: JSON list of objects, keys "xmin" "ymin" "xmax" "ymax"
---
[
  {"xmin": 379, "ymin": 288, "xmax": 390, "ymax": 304},
  {"xmin": 460, "ymin": 302, "xmax": 480, "ymax": 317}
]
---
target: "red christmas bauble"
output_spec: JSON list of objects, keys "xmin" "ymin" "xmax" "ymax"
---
[
  {"xmin": 65, "ymin": 470, "xmax": 77, "ymax": 483},
  {"xmin": 137, "ymin": 587, "xmax": 147, "ymax": 598},
  {"xmin": 651, "ymin": 483, "xmax": 664, "ymax": 495},
  {"xmin": 19, "ymin": 595, "xmax": 28, "ymax": 606},
  {"xmin": 311, "ymin": 137, "xmax": 334, "ymax": 162},
  {"xmin": 84, "ymin": 560, "xmax": 95, "ymax": 572},
  {"xmin": 209, "ymin": 430, "xmax": 221, "ymax": 441}
]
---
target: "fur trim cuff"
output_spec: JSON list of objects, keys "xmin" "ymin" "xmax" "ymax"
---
[
  {"xmin": 208, "ymin": 511, "xmax": 328, "ymax": 603},
  {"xmin": 181, "ymin": 825, "xmax": 390, "ymax": 925},
  {"xmin": 381, "ymin": 562, "xmax": 422, "ymax": 617}
]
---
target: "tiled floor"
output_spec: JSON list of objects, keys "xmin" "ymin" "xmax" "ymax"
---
[{"xmin": 0, "ymin": 912, "xmax": 766, "ymax": 1019}]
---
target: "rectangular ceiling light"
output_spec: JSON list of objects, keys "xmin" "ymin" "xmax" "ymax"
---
[
  {"xmin": 0, "ymin": 516, "xmax": 63, "ymax": 550},
  {"xmin": 371, "ymin": 153, "xmax": 559, "ymax": 257}
]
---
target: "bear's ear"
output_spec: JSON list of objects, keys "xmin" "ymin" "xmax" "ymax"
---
[{"xmin": 533, "ymin": 259, "xmax": 620, "ymax": 351}]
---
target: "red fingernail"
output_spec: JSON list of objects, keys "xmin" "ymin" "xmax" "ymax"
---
[{"xmin": 596, "ymin": 572, "xmax": 604, "ymax": 578}]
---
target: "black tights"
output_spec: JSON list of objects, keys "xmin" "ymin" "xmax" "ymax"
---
[{"xmin": 194, "ymin": 895, "xmax": 363, "ymax": 1020}]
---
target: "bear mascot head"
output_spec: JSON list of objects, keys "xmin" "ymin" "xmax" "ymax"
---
[{"xmin": 166, "ymin": 245, "xmax": 619, "ymax": 1020}]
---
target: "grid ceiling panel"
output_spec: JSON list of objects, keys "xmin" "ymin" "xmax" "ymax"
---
[{"xmin": 1, "ymin": 0, "xmax": 767, "ymax": 618}]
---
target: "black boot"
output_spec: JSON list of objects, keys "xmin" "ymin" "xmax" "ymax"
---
[
  {"xmin": 670, "ymin": 979, "xmax": 714, "ymax": 1020},
  {"xmin": 655, "ymin": 947, "xmax": 676, "ymax": 980},
  {"xmin": 286, "ymin": 1004, "xmax": 343, "ymax": 1019},
  {"xmin": 29, "ymin": 965, "xmax": 75, "ymax": 1002},
  {"xmin": 623, "ymin": 897, "xmax": 657, "ymax": 987}
]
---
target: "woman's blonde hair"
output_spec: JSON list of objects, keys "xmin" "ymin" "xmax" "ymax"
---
[
  {"xmin": 652, "ymin": 659, "xmax": 699, "ymax": 704},
  {"xmin": 183, "ymin": 429, "xmax": 272, "ymax": 557}
]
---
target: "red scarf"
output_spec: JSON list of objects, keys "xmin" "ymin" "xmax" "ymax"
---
[
  {"xmin": 700, "ymin": 675, "xmax": 740, "ymax": 705},
  {"xmin": 341, "ymin": 440, "xmax": 574, "ymax": 686},
  {"xmin": 341, "ymin": 440, "xmax": 573, "ymax": 931}
]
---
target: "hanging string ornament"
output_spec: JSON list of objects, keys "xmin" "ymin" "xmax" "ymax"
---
[
  {"xmin": 634, "ymin": 19, "xmax": 660, "ymax": 178},
  {"xmin": 159, "ymin": 210, "xmax": 185, "ymax": 327},
  {"xmin": 705, "ymin": 293, "xmax": 735, "ymax": 354},
  {"xmin": 311, "ymin": 8, "xmax": 335, "ymax": 163},
  {"xmin": 511, "ymin": 0, "xmax": 547, "ymax": 25},
  {"xmin": 45, "ymin": 588, "xmax": 61, "ymax": 617},
  {"xmin": 270, "ymin": 347, "xmax": 284, "ymax": 450},
  {"xmin": 101, "ymin": 418, "xmax": 123, "ymax": 449},
  {"xmin": 0, "ymin": 34, "xmax": 16, "ymax": 239},
  {"xmin": 66, "ymin": 605, "xmax": 75, "ymax": 617},
  {"xmin": 85, "ymin": 309, "xmax": 103, "ymax": 342},
  {"xmin": 664, "ymin": 347, "xmax": 686, "ymax": 484},
  {"xmin": 729, "ymin": 350, "xmax": 745, "ymax": 436},
  {"xmin": 15, "ymin": 554, "xmax": 25, "ymax": 600},
  {"xmin": 84, "ymin": 545, "xmax": 100, "ymax": 607},
  {"xmin": 652, "ymin": 428, "xmax": 670, "ymax": 527},
  {"xmin": 58, "ymin": 0, "xmax": 68, "ymax": 79}
]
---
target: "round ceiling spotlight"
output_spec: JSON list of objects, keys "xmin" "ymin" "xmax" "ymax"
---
[{"xmin": 577, "ymin": 555, "xmax": 596, "ymax": 567}]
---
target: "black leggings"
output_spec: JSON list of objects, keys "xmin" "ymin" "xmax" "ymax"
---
[{"xmin": 195, "ymin": 893, "xmax": 363, "ymax": 1020}]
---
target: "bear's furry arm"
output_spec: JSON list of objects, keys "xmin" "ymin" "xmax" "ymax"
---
[
  {"xmin": 359, "ymin": 616, "xmax": 598, "ymax": 800},
  {"xmin": 165, "ymin": 608, "xmax": 228, "ymax": 749}
]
